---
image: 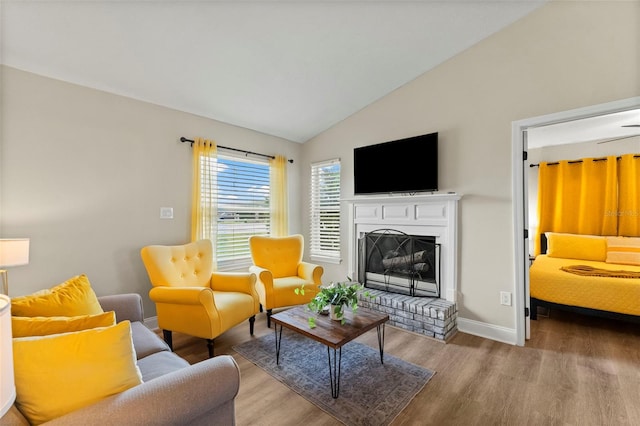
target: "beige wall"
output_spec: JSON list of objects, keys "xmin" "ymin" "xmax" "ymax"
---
[
  {"xmin": 0, "ymin": 66, "xmax": 302, "ymax": 316},
  {"xmin": 302, "ymin": 0, "xmax": 640, "ymax": 335}
]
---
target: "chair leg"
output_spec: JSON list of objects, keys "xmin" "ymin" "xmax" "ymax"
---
[
  {"xmin": 259, "ymin": 304, "xmax": 263, "ymax": 313},
  {"xmin": 207, "ymin": 339, "xmax": 214, "ymax": 358},
  {"xmin": 249, "ymin": 315, "xmax": 256, "ymax": 335},
  {"xmin": 162, "ymin": 330, "xmax": 173, "ymax": 351},
  {"xmin": 267, "ymin": 309, "xmax": 273, "ymax": 328}
]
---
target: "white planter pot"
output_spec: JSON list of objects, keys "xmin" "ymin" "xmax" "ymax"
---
[{"xmin": 329, "ymin": 305, "xmax": 342, "ymax": 321}]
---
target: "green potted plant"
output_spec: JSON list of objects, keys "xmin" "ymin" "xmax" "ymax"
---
[{"xmin": 295, "ymin": 278, "xmax": 372, "ymax": 327}]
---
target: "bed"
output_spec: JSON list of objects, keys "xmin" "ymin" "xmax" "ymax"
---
[{"xmin": 529, "ymin": 232, "xmax": 640, "ymax": 323}]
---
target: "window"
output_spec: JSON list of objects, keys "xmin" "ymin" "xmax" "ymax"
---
[
  {"xmin": 310, "ymin": 158, "xmax": 341, "ymax": 263},
  {"xmin": 214, "ymin": 153, "xmax": 270, "ymax": 270}
]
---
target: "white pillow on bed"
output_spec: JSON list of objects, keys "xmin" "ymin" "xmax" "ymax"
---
[{"xmin": 606, "ymin": 236, "xmax": 640, "ymax": 266}]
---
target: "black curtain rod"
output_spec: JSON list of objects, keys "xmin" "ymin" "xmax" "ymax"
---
[
  {"xmin": 180, "ymin": 137, "xmax": 293, "ymax": 163},
  {"xmin": 529, "ymin": 154, "xmax": 640, "ymax": 168}
]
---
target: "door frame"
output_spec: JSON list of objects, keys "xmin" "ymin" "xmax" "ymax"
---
[{"xmin": 511, "ymin": 96, "xmax": 640, "ymax": 346}]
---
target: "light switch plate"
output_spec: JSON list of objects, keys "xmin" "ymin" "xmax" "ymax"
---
[{"xmin": 160, "ymin": 207, "xmax": 174, "ymax": 219}]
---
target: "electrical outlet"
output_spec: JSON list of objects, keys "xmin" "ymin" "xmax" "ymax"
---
[
  {"xmin": 160, "ymin": 207, "xmax": 174, "ymax": 219},
  {"xmin": 500, "ymin": 291, "xmax": 512, "ymax": 306}
]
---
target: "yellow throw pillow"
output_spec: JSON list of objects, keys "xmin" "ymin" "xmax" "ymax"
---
[
  {"xmin": 606, "ymin": 236, "xmax": 640, "ymax": 266},
  {"xmin": 11, "ymin": 311, "xmax": 116, "ymax": 338},
  {"xmin": 13, "ymin": 321, "xmax": 143, "ymax": 425},
  {"xmin": 546, "ymin": 233, "xmax": 607, "ymax": 262},
  {"xmin": 11, "ymin": 274, "xmax": 103, "ymax": 317}
]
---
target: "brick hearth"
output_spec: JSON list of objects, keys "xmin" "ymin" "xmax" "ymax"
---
[{"xmin": 357, "ymin": 289, "xmax": 457, "ymax": 341}]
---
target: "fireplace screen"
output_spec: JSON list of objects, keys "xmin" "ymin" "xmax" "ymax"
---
[{"xmin": 358, "ymin": 229, "xmax": 440, "ymax": 297}]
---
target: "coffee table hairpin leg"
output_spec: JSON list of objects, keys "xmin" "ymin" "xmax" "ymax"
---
[
  {"xmin": 327, "ymin": 347, "xmax": 342, "ymax": 399},
  {"xmin": 327, "ymin": 323, "xmax": 386, "ymax": 399},
  {"xmin": 275, "ymin": 324, "xmax": 283, "ymax": 365},
  {"xmin": 377, "ymin": 323, "xmax": 385, "ymax": 364}
]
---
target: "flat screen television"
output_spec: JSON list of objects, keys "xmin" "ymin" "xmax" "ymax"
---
[{"xmin": 354, "ymin": 132, "xmax": 438, "ymax": 195}]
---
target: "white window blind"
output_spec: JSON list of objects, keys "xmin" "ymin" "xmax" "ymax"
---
[
  {"xmin": 310, "ymin": 158, "xmax": 341, "ymax": 263},
  {"xmin": 214, "ymin": 153, "xmax": 270, "ymax": 270}
]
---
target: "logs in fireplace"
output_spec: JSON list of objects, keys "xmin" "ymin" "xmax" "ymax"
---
[{"xmin": 358, "ymin": 229, "xmax": 440, "ymax": 297}]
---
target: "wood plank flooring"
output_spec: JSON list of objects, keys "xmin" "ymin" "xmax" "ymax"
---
[{"xmin": 162, "ymin": 308, "xmax": 640, "ymax": 426}]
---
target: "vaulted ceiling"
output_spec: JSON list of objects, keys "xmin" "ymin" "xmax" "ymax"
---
[{"xmin": 1, "ymin": 1, "xmax": 549, "ymax": 143}]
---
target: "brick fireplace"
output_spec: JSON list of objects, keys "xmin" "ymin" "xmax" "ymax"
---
[{"xmin": 347, "ymin": 193, "xmax": 460, "ymax": 341}]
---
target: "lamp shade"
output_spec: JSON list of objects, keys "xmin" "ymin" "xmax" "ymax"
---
[
  {"xmin": 0, "ymin": 295, "xmax": 15, "ymax": 418},
  {"xmin": 0, "ymin": 239, "xmax": 29, "ymax": 267}
]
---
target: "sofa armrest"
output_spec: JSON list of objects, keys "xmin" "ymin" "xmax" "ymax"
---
[
  {"xmin": 149, "ymin": 287, "xmax": 216, "ymax": 307},
  {"xmin": 98, "ymin": 293, "xmax": 144, "ymax": 323},
  {"xmin": 43, "ymin": 355, "xmax": 240, "ymax": 426},
  {"xmin": 249, "ymin": 265, "xmax": 273, "ymax": 289},
  {"xmin": 211, "ymin": 272, "xmax": 260, "ymax": 313},
  {"xmin": 211, "ymin": 272, "xmax": 256, "ymax": 295},
  {"xmin": 298, "ymin": 262, "xmax": 324, "ymax": 285}
]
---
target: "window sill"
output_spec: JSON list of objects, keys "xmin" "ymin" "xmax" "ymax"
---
[{"xmin": 310, "ymin": 255, "xmax": 342, "ymax": 265}]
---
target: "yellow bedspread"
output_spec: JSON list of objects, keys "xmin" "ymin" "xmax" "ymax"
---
[{"xmin": 530, "ymin": 255, "xmax": 640, "ymax": 316}]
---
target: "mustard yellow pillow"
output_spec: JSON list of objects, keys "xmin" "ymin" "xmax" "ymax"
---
[
  {"xmin": 11, "ymin": 274, "xmax": 103, "ymax": 317},
  {"xmin": 606, "ymin": 236, "xmax": 640, "ymax": 266},
  {"xmin": 13, "ymin": 321, "xmax": 143, "ymax": 425},
  {"xmin": 546, "ymin": 233, "xmax": 607, "ymax": 262},
  {"xmin": 12, "ymin": 311, "xmax": 116, "ymax": 338}
]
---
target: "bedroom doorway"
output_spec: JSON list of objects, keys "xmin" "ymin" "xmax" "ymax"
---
[{"xmin": 512, "ymin": 97, "xmax": 640, "ymax": 346}]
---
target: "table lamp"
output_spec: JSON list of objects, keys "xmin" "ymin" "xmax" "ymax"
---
[
  {"xmin": 0, "ymin": 294, "xmax": 15, "ymax": 418},
  {"xmin": 0, "ymin": 239, "xmax": 30, "ymax": 295}
]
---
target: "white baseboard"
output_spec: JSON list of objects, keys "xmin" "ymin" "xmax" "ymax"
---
[
  {"xmin": 457, "ymin": 317, "xmax": 518, "ymax": 345},
  {"xmin": 144, "ymin": 316, "xmax": 158, "ymax": 331}
]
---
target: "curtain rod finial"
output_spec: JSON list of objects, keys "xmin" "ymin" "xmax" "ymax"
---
[{"xmin": 180, "ymin": 136, "xmax": 194, "ymax": 147}]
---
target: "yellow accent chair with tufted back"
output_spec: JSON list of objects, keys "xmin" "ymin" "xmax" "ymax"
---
[
  {"xmin": 249, "ymin": 234, "xmax": 324, "ymax": 327},
  {"xmin": 140, "ymin": 239, "xmax": 260, "ymax": 358}
]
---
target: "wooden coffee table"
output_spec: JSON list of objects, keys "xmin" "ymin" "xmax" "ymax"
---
[{"xmin": 271, "ymin": 305, "xmax": 389, "ymax": 398}]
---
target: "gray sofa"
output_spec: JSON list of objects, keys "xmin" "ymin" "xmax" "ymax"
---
[{"xmin": 1, "ymin": 293, "xmax": 240, "ymax": 426}]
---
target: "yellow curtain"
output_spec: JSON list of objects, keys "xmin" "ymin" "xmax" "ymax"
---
[
  {"xmin": 535, "ymin": 156, "xmax": 617, "ymax": 255},
  {"xmin": 190, "ymin": 138, "xmax": 218, "ymax": 267},
  {"xmin": 578, "ymin": 157, "xmax": 618, "ymax": 235},
  {"xmin": 269, "ymin": 155, "xmax": 288, "ymax": 236},
  {"xmin": 618, "ymin": 154, "xmax": 640, "ymax": 236}
]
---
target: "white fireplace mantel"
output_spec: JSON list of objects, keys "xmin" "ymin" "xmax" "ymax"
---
[{"xmin": 345, "ymin": 193, "xmax": 461, "ymax": 302}]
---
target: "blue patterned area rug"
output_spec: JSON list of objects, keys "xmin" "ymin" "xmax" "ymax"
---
[{"xmin": 233, "ymin": 329, "xmax": 435, "ymax": 426}]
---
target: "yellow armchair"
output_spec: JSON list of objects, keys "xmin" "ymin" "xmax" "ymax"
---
[
  {"xmin": 140, "ymin": 239, "xmax": 259, "ymax": 357},
  {"xmin": 249, "ymin": 234, "xmax": 323, "ymax": 327}
]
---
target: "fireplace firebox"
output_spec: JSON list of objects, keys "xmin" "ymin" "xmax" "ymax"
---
[{"xmin": 358, "ymin": 229, "xmax": 440, "ymax": 298}]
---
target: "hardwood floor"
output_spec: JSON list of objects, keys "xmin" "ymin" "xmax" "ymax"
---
[{"xmin": 162, "ymin": 308, "xmax": 640, "ymax": 426}]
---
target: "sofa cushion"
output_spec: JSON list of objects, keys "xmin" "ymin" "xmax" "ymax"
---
[
  {"xmin": 545, "ymin": 232, "xmax": 607, "ymax": 262},
  {"xmin": 11, "ymin": 274, "xmax": 103, "ymax": 317},
  {"xmin": 130, "ymin": 321, "xmax": 171, "ymax": 360},
  {"xmin": 11, "ymin": 311, "xmax": 116, "ymax": 337},
  {"xmin": 12, "ymin": 321, "xmax": 143, "ymax": 425},
  {"xmin": 606, "ymin": 236, "xmax": 640, "ymax": 266},
  {"xmin": 136, "ymin": 351, "xmax": 190, "ymax": 382}
]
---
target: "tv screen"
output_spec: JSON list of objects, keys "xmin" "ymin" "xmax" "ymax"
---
[{"xmin": 354, "ymin": 132, "xmax": 438, "ymax": 195}]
